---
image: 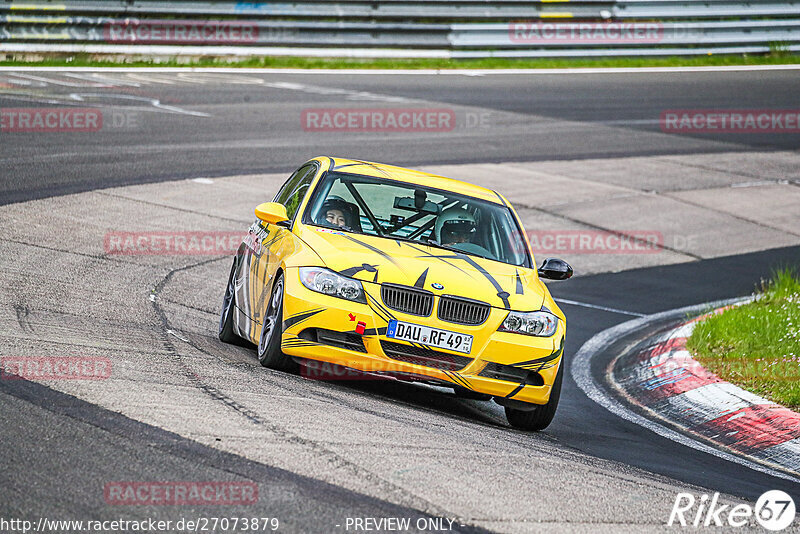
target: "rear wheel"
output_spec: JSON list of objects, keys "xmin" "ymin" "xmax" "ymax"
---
[
  {"xmin": 257, "ymin": 274, "xmax": 296, "ymax": 371},
  {"xmin": 504, "ymin": 361, "xmax": 563, "ymax": 431},
  {"xmin": 219, "ymin": 258, "xmax": 244, "ymax": 345}
]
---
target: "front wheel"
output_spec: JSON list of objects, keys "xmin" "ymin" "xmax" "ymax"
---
[
  {"xmin": 257, "ymin": 274, "xmax": 296, "ymax": 372},
  {"xmin": 504, "ymin": 361, "xmax": 563, "ymax": 431}
]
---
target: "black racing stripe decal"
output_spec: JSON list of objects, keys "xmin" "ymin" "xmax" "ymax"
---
[
  {"xmin": 368, "ymin": 304, "xmax": 391, "ymax": 325},
  {"xmin": 404, "ymin": 243, "xmax": 475, "ymax": 279},
  {"xmin": 454, "ymin": 254, "xmax": 511, "ymax": 309},
  {"xmin": 515, "ymin": 270, "xmax": 524, "ymax": 295},
  {"xmin": 448, "ymin": 372, "xmax": 473, "ymax": 390},
  {"xmin": 242, "ymin": 250, "xmax": 255, "ymax": 338},
  {"xmin": 414, "ymin": 268, "xmax": 429, "ymax": 289},
  {"xmin": 364, "ymin": 293, "xmax": 428, "ymax": 350},
  {"xmin": 339, "ymin": 263, "xmax": 378, "ymax": 278},
  {"xmin": 366, "ymin": 292, "xmax": 396, "ymax": 322},
  {"xmin": 443, "ymin": 371, "xmax": 458, "ymax": 385},
  {"xmin": 332, "ymin": 160, "xmax": 392, "ymax": 180},
  {"xmin": 262, "ymin": 233, "xmax": 284, "ymax": 251},
  {"xmin": 281, "ymin": 339, "xmax": 317, "ymax": 347},
  {"xmin": 353, "ymin": 160, "xmax": 392, "ymax": 178},
  {"xmin": 340, "ymin": 234, "xmax": 401, "ymax": 267},
  {"xmin": 332, "ymin": 162, "xmax": 363, "ymax": 171},
  {"xmin": 505, "ymin": 382, "xmax": 526, "ymax": 399},
  {"xmin": 281, "ymin": 308, "xmax": 325, "ymax": 331},
  {"xmin": 423, "ymin": 252, "xmax": 511, "ymax": 309},
  {"xmin": 512, "ymin": 339, "xmax": 564, "ymax": 369},
  {"xmin": 281, "ymin": 335, "xmax": 319, "ymax": 348}
]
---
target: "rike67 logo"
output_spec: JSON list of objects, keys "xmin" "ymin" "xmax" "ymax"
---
[{"xmin": 668, "ymin": 490, "xmax": 796, "ymax": 530}]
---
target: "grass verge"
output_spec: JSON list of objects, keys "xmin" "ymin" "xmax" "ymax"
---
[
  {"xmin": 1, "ymin": 52, "xmax": 799, "ymax": 69},
  {"xmin": 687, "ymin": 268, "xmax": 800, "ymax": 410}
]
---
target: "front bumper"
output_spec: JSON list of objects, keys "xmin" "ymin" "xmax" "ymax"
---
[{"xmin": 280, "ymin": 268, "xmax": 565, "ymax": 406}]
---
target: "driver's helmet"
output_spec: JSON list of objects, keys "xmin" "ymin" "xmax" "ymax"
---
[
  {"xmin": 435, "ymin": 207, "xmax": 477, "ymax": 245},
  {"xmin": 316, "ymin": 196, "xmax": 361, "ymax": 231}
]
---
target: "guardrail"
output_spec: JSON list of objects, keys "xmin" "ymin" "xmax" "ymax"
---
[{"xmin": 1, "ymin": 1, "xmax": 798, "ymax": 58}]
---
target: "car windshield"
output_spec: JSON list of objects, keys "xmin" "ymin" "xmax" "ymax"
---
[{"xmin": 303, "ymin": 172, "xmax": 530, "ymax": 267}]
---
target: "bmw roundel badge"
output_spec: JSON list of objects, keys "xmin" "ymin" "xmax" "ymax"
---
[{"xmin": 431, "ymin": 283, "xmax": 444, "ymax": 290}]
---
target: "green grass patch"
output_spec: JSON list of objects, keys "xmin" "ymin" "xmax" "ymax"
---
[
  {"xmin": 1, "ymin": 52, "xmax": 799, "ymax": 69},
  {"xmin": 687, "ymin": 268, "xmax": 800, "ymax": 410}
]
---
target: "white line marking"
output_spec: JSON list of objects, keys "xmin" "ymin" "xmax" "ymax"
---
[
  {"xmin": 69, "ymin": 92, "xmax": 211, "ymax": 117},
  {"xmin": 63, "ymin": 72, "xmax": 141, "ymax": 87},
  {"xmin": 555, "ymin": 298, "xmax": 646, "ymax": 317},
  {"xmin": 570, "ymin": 297, "xmax": 800, "ymax": 483},
  {"xmin": 2, "ymin": 66, "xmax": 800, "ymax": 75},
  {"xmin": 166, "ymin": 329, "xmax": 189, "ymax": 343},
  {"xmin": 10, "ymin": 72, "xmax": 108, "ymax": 87},
  {"xmin": 263, "ymin": 81, "xmax": 408, "ymax": 102}
]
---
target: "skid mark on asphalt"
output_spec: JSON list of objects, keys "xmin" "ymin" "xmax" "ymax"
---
[
  {"xmin": 150, "ymin": 256, "xmax": 454, "ymax": 516},
  {"xmin": 13, "ymin": 303, "xmax": 35, "ymax": 334},
  {"xmin": 150, "ymin": 257, "xmax": 267, "ymax": 425}
]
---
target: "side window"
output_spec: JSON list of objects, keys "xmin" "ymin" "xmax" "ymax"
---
[{"xmin": 273, "ymin": 164, "xmax": 317, "ymax": 221}]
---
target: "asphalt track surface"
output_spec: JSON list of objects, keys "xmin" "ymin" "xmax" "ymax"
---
[
  {"xmin": 1, "ymin": 69, "xmax": 799, "ymax": 532},
  {"xmin": 1, "ymin": 69, "xmax": 799, "ymax": 205}
]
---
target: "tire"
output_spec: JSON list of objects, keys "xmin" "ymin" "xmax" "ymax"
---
[
  {"xmin": 219, "ymin": 257, "xmax": 244, "ymax": 345},
  {"xmin": 504, "ymin": 361, "xmax": 563, "ymax": 431},
  {"xmin": 257, "ymin": 273, "xmax": 295, "ymax": 371}
]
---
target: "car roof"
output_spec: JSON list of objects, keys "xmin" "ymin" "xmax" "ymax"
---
[{"xmin": 318, "ymin": 156, "xmax": 506, "ymax": 206}]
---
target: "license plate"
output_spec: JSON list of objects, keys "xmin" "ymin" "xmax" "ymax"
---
[{"xmin": 386, "ymin": 320, "xmax": 473, "ymax": 354}]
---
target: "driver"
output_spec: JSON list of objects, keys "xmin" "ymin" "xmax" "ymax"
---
[
  {"xmin": 325, "ymin": 208, "xmax": 347, "ymax": 228},
  {"xmin": 435, "ymin": 208, "xmax": 477, "ymax": 246},
  {"xmin": 317, "ymin": 197, "xmax": 361, "ymax": 231}
]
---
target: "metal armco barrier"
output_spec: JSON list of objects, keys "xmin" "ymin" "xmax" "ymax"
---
[{"xmin": 0, "ymin": 1, "xmax": 798, "ymax": 58}]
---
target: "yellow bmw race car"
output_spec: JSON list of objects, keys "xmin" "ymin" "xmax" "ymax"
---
[{"xmin": 219, "ymin": 157, "xmax": 573, "ymax": 431}]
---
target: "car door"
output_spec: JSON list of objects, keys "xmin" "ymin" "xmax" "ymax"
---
[{"xmin": 242, "ymin": 162, "xmax": 319, "ymax": 343}]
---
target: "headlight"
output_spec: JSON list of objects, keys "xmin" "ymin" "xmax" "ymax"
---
[
  {"xmin": 299, "ymin": 267, "xmax": 366, "ymax": 303},
  {"xmin": 499, "ymin": 310, "xmax": 558, "ymax": 337}
]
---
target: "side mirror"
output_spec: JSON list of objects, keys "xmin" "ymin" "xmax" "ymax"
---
[
  {"xmin": 255, "ymin": 202, "xmax": 290, "ymax": 227},
  {"xmin": 538, "ymin": 258, "xmax": 573, "ymax": 280}
]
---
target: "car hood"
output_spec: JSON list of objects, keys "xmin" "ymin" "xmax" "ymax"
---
[{"xmin": 297, "ymin": 225, "xmax": 545, "ymax": 311}]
